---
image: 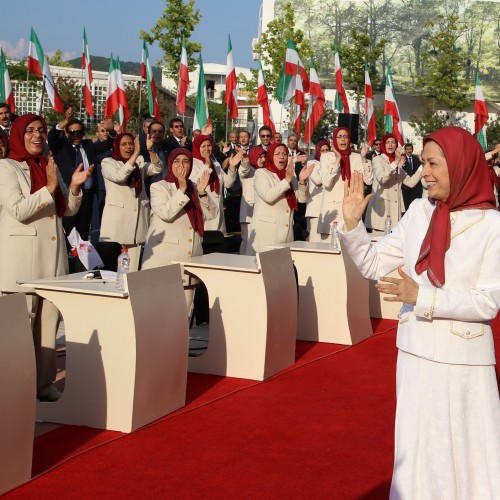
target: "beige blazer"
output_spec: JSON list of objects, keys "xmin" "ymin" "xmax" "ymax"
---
[
  {"xmin": 190, "ymin": 158, "xmax": 236, "ymax": 233},
  {"xmin": 0, "ymin": 158, "xmax": 82, "ymax": 292},
  {"xmin": 100, "ymin": 156, "xmax": 162, "ymax": 245},
  {"xmin": 246, "ymin": 168, "xmax": 309, "ymax": 255},
  {"xmin": 304, "ymin": 159, "xmax": 323, "ymax": 218},
  {"xmin": 141, "ymin": 180, "xmax": 218, "ymax": 278},
  {"xmin": 365, "ymin": 153, "xmax": 422, "ymax": 232},
  {"xmin": 317, "ymin": 152, "xmax": 373, "ymax": 234},
  {"xmin": 238, "ymin": 158, "xmax": 256, "ymax": 223}
]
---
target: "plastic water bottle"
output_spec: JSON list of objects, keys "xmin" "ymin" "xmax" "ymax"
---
[
  {"xmin": 116, "ymin": 248, "xmax": 130, "ymax": 292},
  {"xmin": 385, "ymin": 214, "xmax": 392, "ymax": 235},
  {"xmin": 330, "ymin": 221, "xmax": 340, "ymax": 251}
]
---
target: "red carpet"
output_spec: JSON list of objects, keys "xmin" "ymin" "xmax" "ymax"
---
[{"xmin": 4, "ymin": 317, "xmax": 499, "ymax": 499}]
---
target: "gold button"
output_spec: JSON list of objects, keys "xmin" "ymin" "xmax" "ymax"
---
[
  {"xmin": 134, "ymin": 208, "xmax": 137, "ymax": 212},
  {"xmin": 286, "ymin": 209, "xmax": 289, "ymax": 213},
  {"xmin": 188, "ymin": 239, "xmax": 192, "ymax": 243},
  {"xmin": 285, "ymin": 224, "xmax": 289, "ymax": 228},
  {"xmin": 51, "ymin": 236, "xmax": 56, "ymax": 241},
  {"xmin": 50, "ymin": 215, "xmax": 54, "ymax": 219},
  {"xmin": 188, "ymin": 227, "xmax": 192, "ymax": 230},
  {"xmin": 424, "ymin": 312, "xmax": 429, "ymax": 318},
  {"xmin": 187, "ymin": 251, "xmax": 192, "ymax": 255},
  {"xmin": 465, "ymin": 331, "xmax": 470, "ymax": 336}
]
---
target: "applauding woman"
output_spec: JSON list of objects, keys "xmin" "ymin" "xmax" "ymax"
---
[
  {"xmin": 189, "ymin": 134, "xmax": 236, "ymax": 233},
  {"xmin": 247, "ymin": 143, "xmax": 313, "ymax": 255},
  {"xmin": 141, "ymin": 149, "xmax": 217, "ymax": 310},
  {"xmin": 100, "ymin": 133, "xmax": 162, "ymax": 271}
]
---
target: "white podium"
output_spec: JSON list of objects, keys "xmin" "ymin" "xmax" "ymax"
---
[
  {"xmin": 272, "ymin": 241, "xmax": 372, "ymax": 344},
  {"xmin": 20, "ymin": 265, "xmax": 188, "ymax": 433},
  {"xmin": 176, "ymin": 248, "xmax": 297, "ymax": 381}
]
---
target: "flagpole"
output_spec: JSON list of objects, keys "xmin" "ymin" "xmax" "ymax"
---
[
  {"xmin": 137, "ymin": 77, "xmax": 143, "ymax": 133},
  {"xmin": 278, "ymin": 65, "xmax": 287, "ymax": 134},
  {"xmin": 38, "ymin": 75, "xmax": 46, "ymax": 115},
  {"xmin": 79, "ymin": 67, "xmax": 84, "ymax": 121}
]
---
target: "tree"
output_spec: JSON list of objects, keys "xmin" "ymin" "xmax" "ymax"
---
[
  {"xmin": 413, "ymin": 14, "xmax": 470, "ymax": 121},
  {"xmin": 310, "ymin": 107, "xmax": 336, "ymax": 144},
  {"xmin": 140, "ymin": 0, "xmax": 202, "ymax": 80},
  {"xmin": 43, "ymin": 77, "xmax": 80, "ymax": 124},
  {"xmin": 47, "ymin": 49, "xmax": 72, "ymax": 68},
  {"xmin": 240, "ymin": 1, "xmax": 313, "ymax": 98},
  {"xmin": 408, "ymin": 101, "xmax": 449, "ymax": 136}
]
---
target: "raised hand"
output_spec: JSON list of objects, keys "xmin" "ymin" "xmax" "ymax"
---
[
  {"xmin": 375, "ymin": 267, "xmax": 419, "ymax": 305},
  {"xmin": 298, "ymin": 163, "xmax": 314, "ymax": 183},
  {"xmin": 45, "ymin": 155, "xmax": 59, "ymax": 194},
  {"xmin": 70, "ymin": 163, "xmax": 94, "ymax": 196},
  {"xmin": 197, "ymin": 169, "xmax": 210, "ymax": 195},
  {"xmin": 342, "ymin": 171, "xmax": 373, "ymax": 231},
  {"xmin": 229, "ymin": 150, "xmax": 245, "ymax": 170},
  {"xmin": 361, "ymin": 143, "xmax": 369, "ymax": 159},
  {"xmin": 201, "ymin": 124, "xmax": 213, "ymax": 136},
  {"xmin": 145, "ymin": 133, "xmax": 153, "ymax": 152},
  {"xmin": 285, "ymin": 157, "xmax": 295, "ymax": 183}
]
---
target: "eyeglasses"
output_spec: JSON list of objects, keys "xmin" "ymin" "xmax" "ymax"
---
[
  {"xmin": 374, "ymin": 142, "xmax": 380, "ymax": 146},
  {"xmin": 25, "ymin": 127, "xmax": 47, "ymax": 136},
  {"xmin": 260, "ymin": 134, "xmax": 271, "ymax": 138},
  {"xmin": 336, "ymin": 134, "xmax": 349, "ymax": 139},
  {"xmin": 68, "ymin": 129, "xmax": 84, "ymax": 136}
]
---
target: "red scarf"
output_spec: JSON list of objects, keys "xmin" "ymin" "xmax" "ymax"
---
[
  {"xmin": 332, "ymin": 127, "xmax": 352, "ymax": 182},
  {"xmin": 8, "ymin": 114, "xmax": 66, "ymax": 217},
  {"xmin": 264, "ymin": 143, "xmax": 297, "ymax": 211},
  {"xmin": 415, "ymin": 127, "xmax": 496, "ymax": 287},
  {"xmin": 314, "ymin": 140, "xmax": 330, "ymax": 161},
  {"xmin": 164, "ymin": 148, "xmax": 205, "ymax": 236},
  {"xmin": 380, "ymin": 133, "xmax": 398, "ymax": 163},
  {"xmin": 192, "ymin": 135, "xmax": 220, "ymax": 194},
  {"xmin": 248, "ymin": 146, "xmax": 266, "ymax": 169},
  {"xmin": 112, "ymin": 133, "xmax": 142, "ymax": 198}
]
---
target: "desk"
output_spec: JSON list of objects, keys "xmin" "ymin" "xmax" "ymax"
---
[
  {"xmin": 0, "ymin": 293, "xmax": 35, "ymax": 495},
  {"xmin": 272, "ymin": 241, "xmax": 372, "ymax": 345},
  {"xmin": 20, "ymin": 265, "xmax": 188, "ymax": 433},
  {"xmin": 176, "ymin": 248, "xmax": 297, "ymax": 381}
]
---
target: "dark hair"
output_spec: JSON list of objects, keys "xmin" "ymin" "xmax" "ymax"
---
[
  {"xmin": 148, "ymin": 120, "xmax": 165, "ymax": 133},
  {"xmin": 259, "ymin": 125, "xmax": 272, "ymax": 135},
  {"xmin": 0, "ymin": 102, "xmax": 11, "ymax": 112},
  {"xmin": 65, "ymin": 118, "xmax": 85, "ymax": 132},
  {"xmin": 404, "ymin": 143, "xmax": 413, "ymax": 148},
  {"xmin": 169, "ymin": 118, "xmax": 184, "ymax": 129},
  {"xmin": 239, "ymin": 130, "xmax": 250, "ymax": 138}
]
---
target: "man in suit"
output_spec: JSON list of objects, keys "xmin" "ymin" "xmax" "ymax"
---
[
  {"xmin": 165, "ymin": 118, "xmax": 192, "ymax": 156},
  {"xmin": 0, "ymin": 102, "xmax": 14, "ymax": 137},
  {"xmin": 366, "ymin": 138, "xmax": 381, "ymax": 160},
  {"xmin": 402, "ymin": 143, "xmax": 423, "ymax": 209},
  {"xmin": 258, "ymin": 125, "xmax": 273, "ymax": 151},
  {"xmin": 287, "ymin": 132, "xmax": 308, "ymax": 240},
  {"xmin": 48, "ymin": 108, "xmax": 114, "ymax": 241}
]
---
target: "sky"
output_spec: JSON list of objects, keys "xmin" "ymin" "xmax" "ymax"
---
[{"xmin": 0, "ymin": 0, "xmax": 262, "ymax": 69}]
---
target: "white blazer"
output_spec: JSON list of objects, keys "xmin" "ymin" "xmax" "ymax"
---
[
  {"xmin": 304, "ymin": 159, "xmax": 323, "ymax": 218},
  {"xmin": 238, "ymin": 159, "xmax": 256, "ymax": 223},
  {"xmin": 339, "ymin": 198, "xmax": 500, "ymax": 366}
]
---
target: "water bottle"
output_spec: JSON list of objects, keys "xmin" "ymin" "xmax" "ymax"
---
[
  {"xmin": 330, "ymin": 221, "xmax": 339, "ymax": 251},
  {"xmin": 116, "ymin": 248, "xmax": 130, "ymax": 292},
  {"xmin": 385, "ymin": 214, "xmax": 392, "ymax": 235}
]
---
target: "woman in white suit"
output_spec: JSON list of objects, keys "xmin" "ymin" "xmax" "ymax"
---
[
  {"xmin": 141, "ymin": 149, "xmax": 217, "ymax": 310},
  {"xmin": 0, "ymin": 114, "xmax": 92, "ymax": 401},
  {"xmin": 100, "ymin": 133, "xmax": 162, "ymax": 271},
  {"xmin": 339, "ymin": 126, "xmax": 500, "ymax": 499},
  {"xmin": 364, "ymin": 133, "xmax": 423, "ymax": 233},
  {"xmin": 317, "ymin": 127, "xmax": 372, "ymax": 240},
  {"xmin": 305, "ymin": 140, "xmax": 330, "ymax": 242},
  {"xmin": 238, "ymin": 146, "xmax": 266, "ymax": 254},
  {"xmin": 246, "ymin": 143, "xmax": 313, "ymax": 255},
  {"xmin": 189, "ymin": 134, "xmax": 236, "ymax": 233}
]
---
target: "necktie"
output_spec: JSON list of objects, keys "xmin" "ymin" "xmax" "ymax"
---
[
  {"xmin": 4, "ymin": 127, "xmax": 9, "ymax": 137},
  {"xmin": 407, "ymin": 156, "xmax": 413, "ymax": 172},
  {"xmin": 75, "ymin": 146, "xmax": 92, "ymax": 189}
]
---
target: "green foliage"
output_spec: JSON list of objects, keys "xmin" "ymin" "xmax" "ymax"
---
[
  {"xmin": 408, "ymin": 100, "xmax": 449, "ymax": 136},
  {"xmin": 140, "ymin": 0, "xmax": 202, "ymax": 80},
  {"xmin": 486, "ymin": 116, "xmax": 500, "ymax": 146},
  {"xmin": 43, "ymin": 77, "xmax": 80, "ymax": 124},
  {"xmin": 310, "ymin": 108, "xmax": 336, "ymax": 144},
  {"xmin": 6, "ymin": 59, "xmax": 38, "ymax": 81},
  {"xmin": 47, "ymin": 49, "xmax": 72, "ymax": 68},
  {"xmin": 241, "ymin": 1, "xmax": 313, "ymax": 97}
]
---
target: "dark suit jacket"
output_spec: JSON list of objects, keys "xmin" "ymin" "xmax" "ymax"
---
[
  {"xmin": 164, "ymin": 134, "xmax": 192, "ymax": 157},
  {"xmin": 402, "ymin": 154, "xmax": 423, "ymax": 208}
]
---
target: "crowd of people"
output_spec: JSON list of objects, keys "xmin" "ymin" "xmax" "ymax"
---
[{"xmin": 0, "ymin": 100, "xmax": 499, "ymax": 499}]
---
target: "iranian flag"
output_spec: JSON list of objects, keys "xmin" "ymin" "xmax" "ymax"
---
[
  {"xmin": 276, "ymin": 38, "xmax": 309, "ymax": 104},
  {"xmin": 82, "ymin": 28, "xmax": 94, "ymax": 117},
  {"xmin": 304, "ymin": 58, "xmax": 325, "ymax": 144},
  {"xmin": 193, "ymin": 53, "xmax": 210, "ymax": 130},
  {"xmin": 384, "ymin": 66, "xmax": 404, "ymax": 145},
  {"xmin": 0, "ymin": 49, "xmax": 15, "ymax": 112},
  {"xmin": 292, "ymin": 66, "xmax": 305, "ymax": 137},
  {"xmin": 333, "ymin": 42, "xmax": 349, "ymax": 113},
  {"xmin": 225, "ymin": 35, "xmax": 238, "ymax": 119},
  {"xmin": 115, "ymin": 57, "xmax": 129, "ymax": 129},
  {"xmin": 105, "ymin": 55, "xmax": 129, "ymax": 129},
  {"xmin": 364, "ymin": 61, "xmax": 376, "ymax": 146},
  {"xmin": 474, "ymin": 72, "xmax": 488, "ymax": 151},
  {"xmin": 141, "ymin": 39, "xmax": 161, "ymax": 121},
  {"xmin": 176, "ymin": 35, "xmax": 189, "ymax": 115},
  {"xmin": 257, "ymin": 60, "xmax": 275, "ymax": 134},
  {"xmin": 27, "ymin": 28, "xmax": 64, "ymax": 113}
]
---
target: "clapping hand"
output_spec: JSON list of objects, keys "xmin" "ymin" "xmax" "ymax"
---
[
  {"xmin": 70, "ymin": 163, "xmax": 94, "ymax": 196},
  {"xmin": 285, "ymin": 157, "xmax": 295, "ymax": 183},
  {"xmin": 229, "ymin": 150, "xmax": 245, "ymax": 171},
  {"xmin": 197, "ymin": 169, "xmax": 210, "ymax": 195},
  {"xmin": 342, "ymin": 171, "xmax": 373, "ymax": 231},
  {"xmin": 46, "ymin": 155, "xmax": 60, "ymax": 194},
  {"xmin": 298, "ymin": 163, "xmax": 314, "ymax": 183},
  {"xmin": 375, "ymin": 267, "xmax": 419, "ymax": 305}
]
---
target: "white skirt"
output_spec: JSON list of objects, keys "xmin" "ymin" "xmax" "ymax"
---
[{"xmin": 390, "ymin": 350, "xmax": 500, "ymax": 500}]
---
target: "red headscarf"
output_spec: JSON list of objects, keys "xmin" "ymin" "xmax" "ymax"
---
[
  {"xmin": 315, "ymin": 140, "xmax": 330, "ymax": 161},
  {"xmin": 165, "ymin": 148, "xmax": 205, "ymax": 236},
  {"xmin": 380, "ymin": 133, "xmax": 398, "ymax": 163},
  {"xmin": 192, "ymin": 134, "xmax": 220, "ymax": 194},
  {"xmin": 332, "ymin": 127, "xmax": 352, "ymax": 182},
  {"xmin": 111, "ymin": 133, "xmax": 142, "ymax": 198},
  {"xmin": 264, "ymin": 143, "xmax": 298, "ymax": 211},
  {"xmin": 248, "ymin": 146, "xmax": 266, "ymax": 169},
  {"xmin": 8, "ymin": 114, "xmax": 66, "ymax": 217},
  {"xmin": 415, "ymin": 126, "xmax": 496, "ymax": 287}
]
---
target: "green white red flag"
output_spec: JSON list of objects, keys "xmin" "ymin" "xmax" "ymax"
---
[
  {"xmin": 105, "ymin": 55, "xmax": 129, "ymax": 129},
  {"xmin": 225, "ymin": 35, "xmax": 238, "ymax": 119},
  {"xmin": 115, "ymin": 57, "xmax": 129, "ymax": 129},
  {"xmin": 474, "ymin": 72, "xmax": 488, "ymax": 151},
  {"xmin": 82, "ymin": 28, "xmax": 94, "ymax": 117},
  {"xmin": 364, "ymin": 61, "xmax": 376, "ymax": 146},
  {"xmin": 292, "ymin": 66, "xmax": 305, "ymax": 138},
  {"xmin": 257, "ymin": 60, "xmax": 275, "ymax": 134},
  {"xmin": 176, "ymin": 35, "xmax": 189, "ymax": 115},
  {"xmin": 27, "ymin": 28, "xmax": 64, "ymax": 113},
  {"xmin": 304, "ymin": 58, "xmax": 325, "ymax": 144},
  {"xmin": 333, "ymin": 42, "xmax": 349, "ymax": 113},
  {"xmin": 0, "ymin": 49, "xmax": 15, "ymax": 112},
  {"xmin": 384, "ymin": 66, "xmax": 404, "ymax": 145},
  {"xmin": 141, "ymin": 40, "xmax": 161, "ymax": 121},
  {"xmin": 193, "ymin": 53, "xmax": 210, "ymax": 130},
  {"xmin": 276, "ymin": 38, "xmax": 309, "ymax": 104}
]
